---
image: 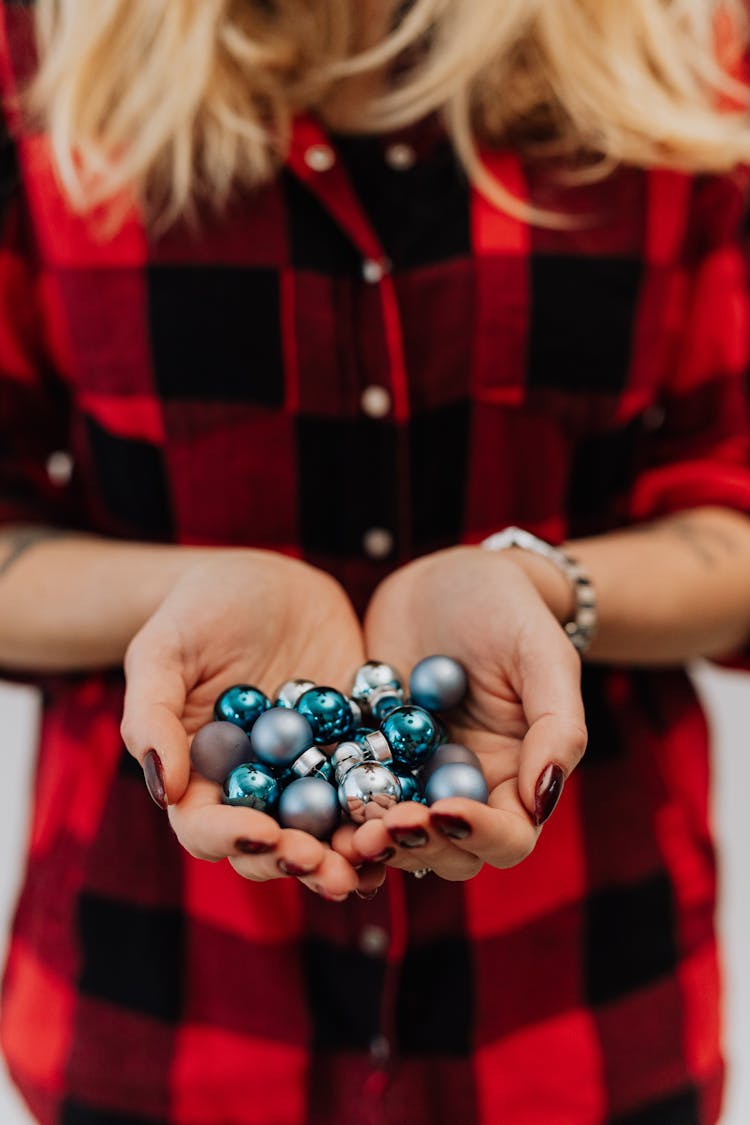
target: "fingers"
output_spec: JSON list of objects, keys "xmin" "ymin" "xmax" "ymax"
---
[
  {"xmin": 121, "ymin": 634, "xmax": 191, "ymax": 805},
  {"xmin": 345, "ymin": 802, "xmax": 484, "ymax": 882}
]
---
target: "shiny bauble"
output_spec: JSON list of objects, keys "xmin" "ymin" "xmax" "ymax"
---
[
  {"xmin": 409, "ymin": 655, "xmax": 468, "ymax": 713},
  {"xmin": 348, "ymin": 697, "xmax": 364, "ymax": 728},
  {"xmin": 421, "ymin": 742, "xmax": 481, "ymax": 783},
  {"xmin": 381, "ymin": 705, "xmax": 440, "ymax": 769},
  {"xmin": 369, "ymin": 688, "xmax": 404, "ymax": 723},
  {"xmin": 392, "ymin": 763, "xmax": 424, "ymax": 804},
  {"xmin": 275, "ymin": 679, "xmax": 316, "ymax": 709},
  {"xmin": 339, "ymin": 761, "xmax": 402, "ymax": 824},
  {"xmin": 331, "ymin": 740, "xmax": 364, "ymax": 782},
  {"xmin": 296, "ymin": 686, "xmax": 355, "ymax": 745},
  {"xmin": 190, "ymin": 721, "xmax": 253, "ymax": 784},
  {"xmin": 351, "ymin": 662, "xmax": 403, "ymax": 708},
  {"xmin": 424, "ymin": 762, "xmax": 489, "ymax": 806},
  {"xmin": 250, "ymin": 707, "xmax": 315, "ymax": 769},
  {"xmin": 278, "ymin": 777, "xmax": 340, "ymax": 839},
  {"xmin": 285, "ymin": 746, "xmax": 334, "ymax": 784},
  {"xmin": 214, "ymin": 684, "xmax": 271, "ymax": 732},
  {"xmin": 222, "ymin": 762, "xmax": 280, "ymax": 812},
  {"xmin": 353, "ymin": 726, "xmax": 377, "ymax": 749}
]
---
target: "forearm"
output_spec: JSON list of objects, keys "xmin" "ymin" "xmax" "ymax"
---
[
  {"xmin": 0, "ymin": 526, "xmax": 210, "ymax": 671},
  {"xmin": 510, "ymin": 507, "xmax": 750, "ymax": 665}
]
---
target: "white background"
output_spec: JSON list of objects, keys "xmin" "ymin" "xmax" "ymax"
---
[{"xmin": 0, "ymin": 666, "xmax": 747, "ymax": 1124}]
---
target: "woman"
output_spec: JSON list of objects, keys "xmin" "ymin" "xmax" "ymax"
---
[{"xmin": 1, "ymin": 0, "xmax": 750, "ymax": 1122}]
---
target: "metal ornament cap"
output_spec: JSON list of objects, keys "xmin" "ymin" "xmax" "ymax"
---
[
  {"xmin": 296, "ymin": 686, "xmax": 355, "ymax": 745},
  {"xmin": 380, "ymin": 705, "xmax": 440, "ymax": 769},
  {"xmin": 424, "ymin": 761, "xmax": 489, "ymax": 806},
  {"xmin": 222, "ymin": 762, "xmax": 280, "ymax": 812},
  {"xmin": 338, "ymin": 761, "xmax": 402, "ymax": 825},
  {"xmin": 250, "ymin": 707, "xmax": 315, "ymax": 768},
  {"xmin": 278, "ymin": 777, "xmax": 341, "ymax": 839},
  {"xmin": 214, "ymin": 684, "xmax": 271, "ymax": 732},
  {"xmin": 190, "ymin": 721, "xmax": 253, "ymax": 784},
  {"xmin": 275, "ymin": 679, "xmax": 316, "ymax": 709},
  {"xmin": 287, "ymin": 746, "xmax": 333, "ymax": 784},
  {"xmin": 360, "ymin": 729, "xmax": 393, "ymax": 764},
  {"xmin": 409, "ymin": 655, "xmax": 468, "ymax": 713},
  {"xmin": 421, "ymin": 742, "xmax": 481, "ymax": 783},
  {"xmin": 351, "ymin": 661, "xmax": 403, "ymax": 705}
]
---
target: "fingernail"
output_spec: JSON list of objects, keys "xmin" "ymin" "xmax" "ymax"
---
[
  {"xmin": 388, "ymin": 826, "xmax": 428, "ymax": 849},
  {"xmin": 278, "ymin": 859, "xmax": 314, "ymax": 877},
  {"xmin": 143, "ymin": 750, "xmax": 167, "ymax": 810},
  {"xmin": 235, "ymin": 838, "xmax": 273, "ymax": 855},
  {"xmin": 431, "ymin": 813, "xmax": 471, "ymax": 840},
  {"xmin": 369, "ymin": 848, "xmax": 396, "ymax": 863},
  {"xmin": 356, "ymin": 888, "xmax": 379, "ymax": 901},
  {"xmin": 534, "ymin": 763, "xmax": 565, "ymax": 826}
]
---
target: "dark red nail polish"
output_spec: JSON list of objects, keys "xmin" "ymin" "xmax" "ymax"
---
[
  {"xmin": 369, "ymin": 848, "xmax": 396, "ymax": 863},
  {"xmin": 431, "ymin": 813, "xmax": 471, "ymax": 840},
  {"xmin": 356, "ymin": 888, "xmax": 379, "ymax": 901},
  {"xmin": 388, "ymin": 826, "xmax": 428, "ymax": 848},
  {"xmin": 235, "ymin": 838, "xmax": 272, "ymax": 855},
  {"xmin": 143, "ymin": 750, "xmax": 167, "ymax": 810},
  {"xmin": 534, "ymin": 763, "xmax": 565, "ymax": 826},
  {"xmin": 278, "ymin": 859, "xmax": 314, "ymax": 877}
]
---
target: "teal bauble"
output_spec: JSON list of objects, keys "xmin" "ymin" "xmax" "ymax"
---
[
  {"xmin": 222, "ymin": 762, "xmax": 280, "ymax": 812},
  {"xmin": 214, "ymin": 684, "xmax": 271, "ymax": 733},
  {"xmin": 381, "ymin": 705, "xmax": 439, "ymax": 768},
  {"xmin": 296, "ymin": 686, "xmax": 354, "ymax": 744},
  {"xmin": 392, "ymin": 763, "xmax": 424, "ymax": 804}
]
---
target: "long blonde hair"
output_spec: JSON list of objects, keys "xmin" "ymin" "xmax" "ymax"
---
[{"xmin": 25, "ymin": 0, "xmax": 750, "ymax": 228}]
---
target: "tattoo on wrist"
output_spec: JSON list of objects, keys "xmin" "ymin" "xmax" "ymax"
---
[{"xmin": 0, "ymin": 526, "xmax": 73, "ymax": 579}]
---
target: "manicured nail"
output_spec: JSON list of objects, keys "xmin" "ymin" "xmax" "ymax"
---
[
  {"xmin": 143, "ymin": 750, "xmax": 167, "ymax": 810},
  {"xmin": 278, "ymin": 859, "xmax": 314, "ymax": 877},
  {"xmin": 356, "ymin": 888, "xmax": 379, "ymax": 901},
  {"xmin": 369, "ymin": 848, "xmax": 396, "ymax": 863},
  {"xmin": 235, "ymin": 838, "xmax": 273, "ymax": 855},
  {"xmin": 388, "ymin": 826, "xmax": 428, "ymax": 848},
  {"xmin": 534, "ymin": 763, "xmax": 565, "ymax": 826},
  {"xmin": 431, "ymin": 813, "xmax": 471, "ymax": 840}
]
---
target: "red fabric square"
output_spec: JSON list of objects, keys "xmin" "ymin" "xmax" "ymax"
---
[
  {"xmin": 0, "ymin": 940, "xmax": 74, "ymax": 1091},
  {"xmin": 183, "ymin": 854, "xmax": 303, "ymax": 944}
]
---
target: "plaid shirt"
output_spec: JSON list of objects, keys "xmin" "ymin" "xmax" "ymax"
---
[{"xmin": 2, "ymin": 3, "xmax": 750, "ymax": 1123}]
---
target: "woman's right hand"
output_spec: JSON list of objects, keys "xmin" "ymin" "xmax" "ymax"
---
[{"xmin": 120, "ymin": 549, "xmax": 382, "ymax": 901}]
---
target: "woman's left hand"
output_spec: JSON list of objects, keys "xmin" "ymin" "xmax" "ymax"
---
[{"xmin": 332, "ymin": 547, "xmax": 588, "ymax": 881}]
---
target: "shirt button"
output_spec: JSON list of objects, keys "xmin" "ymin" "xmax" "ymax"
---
[
  {"xmin": 46, "ymin": 450, "xmax": 73, "ymax": 486},
  {"xmin": 369, "ymin": 1034, "xmax": 391, "ymax": 1067},
  {"xmin": 362, "ymin": 257, "xmax": 390, "ymax": 284},
  {"xmin": 304, "ymin": 144, "xmax": 335, "ymax": 172},
  {"xmin": 360, "ymin": 924, "xmax": 389, "ymax": 957},
  {"xmin": 360, "ymin": 385, "xmax": 391, "ymax": 419},
  {"xmin": 363, "ymin": 527, "xmax": 394, "ymax": 560},
  {"xmin": 643, "ymin": 404, "xmax": 666, "ymax": 430},
  {"xmin": 384, "ymin": 142, "xmax": 417, "ymax": 170}
]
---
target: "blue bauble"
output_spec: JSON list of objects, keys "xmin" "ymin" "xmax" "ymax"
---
[
  {"xmin": 409, "ymin": 655, "xmax": 468, "ymax": 713},
  {"xmin": 222, "ymin": 762, "xmax": 280, "ymax": 812},
  {"xmin": 370, "ymin": 691, "xmax": 403, "ymax": 723},
  {"xmin": 353, "ymin": 726, "xmax": 377, "ymax": 749},
  {"xmin": 392, "ymin": 763, "xmax": 424, "ymax": 804},
  {"xmin": 381, "ymin": 705, "xmax": 439, "ymax": 769},
  {"xmin": 214, "ymin": 684, "xmax": 271, "ymax": 732},
  {"xmin": 421, "ymin": 742, "xmax": 481, "ymax": 783},
  {"xmin": 250, "ymin": 707, "xmax": 314, "ymax": 768},
  {"xmin": 190, "ymin": 721, "xmax": 253, "ymax": 784},
  {"xmin": 296, "ymin": 686, "xmax": 354, "ymax": 744},
  {"xmin": 278, "ymin": 777, "xmax": 340, "ymax": 839},
  {"xmin": 423, "ymin": 761, "xmax": 489, "ymax": 806}
]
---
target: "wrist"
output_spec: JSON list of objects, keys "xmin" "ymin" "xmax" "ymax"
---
[{"xmin": 501, "ymin": 547, "xmax": 577, "ymax": 625}]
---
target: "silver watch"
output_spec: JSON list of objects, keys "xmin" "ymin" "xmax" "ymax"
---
[{"xmin": 480, "ymin": 526, "xmax": 597, "ymax": 655}]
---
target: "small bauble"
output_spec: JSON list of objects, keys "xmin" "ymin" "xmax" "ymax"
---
[
  {"xmin": 222, "ymin": 762, "xmax": 280, "ymax": 812},
  {"xmin": 338, "ymin": 761, "xmax": 402, "ymax": 825},
  {"xmin": 250, "ymin": 707, "xmax": 314, "ymax": 768},
  {"xmin": 353, "ymin": 726, "xmax": 377, "ymax": 749},
  {"xmin": 190, "ymin": 721, "xmax": 253, "ymax": 784},
  {"xmin": 285, "ymin": 746, "xmax": 334, "ymax": 784},
  {"xmin": 392, "ymin": 763, "xmax": 423, "ymax": 804},
  {"xmin": 278, "ymin": 777, "xmax": 340, "ymax": 839},
  {"xmin": 381, "ymin": 705, "xmax": 439, "ymax": 769},
  {"xmin": 421, "ymin": 742, "xmax": 481, "ymax": 783},
  {"xmin": 348, "ymin": 697, "xmax": 364, "ymax": 729},
  {"xmin": 296, "ymin": 686, "xmax": 354, "ymax": 745},
  {"xmin": 424, "ymin": 761, "xmax": 489, "ymax": 806},
  {"xmin": 214, "ymin": 684, "xmax": 271, "ymax": 732},
  {"xmin": 409, "ymin": 655, "xmax": 468, "ymax": 713},
  {"xmin": 352, "ymin": 662, "xmax": 403, "ymax": 707},
  {"xmin": 331, "ymin": 740, "xmax": 364, "ymax": 782},
  {"xmin": 369, "ymin": 688, "xmax": 404, "ymax": 723},
  {"xmin": 275, "ymin": 678, "xmax": 316, "ymax": 709}
]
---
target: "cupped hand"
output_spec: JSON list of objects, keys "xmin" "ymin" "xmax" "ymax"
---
[
  {"xmin": 337, "ymin": 546, "xmax": 587, "ymax": 881},
  {"xmin": 120, "ymin": 549, "xmax": 383, "ymax": 900}
]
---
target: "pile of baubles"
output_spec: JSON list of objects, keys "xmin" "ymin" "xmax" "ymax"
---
[{"xmin": 189, "ymin": 655, "xmax": 488, "ymax": 841}]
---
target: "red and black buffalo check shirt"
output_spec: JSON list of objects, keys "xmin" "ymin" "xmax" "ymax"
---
[{"xmin": 2, "ymin": 3, "xmax": 750, "ymax": 1124}]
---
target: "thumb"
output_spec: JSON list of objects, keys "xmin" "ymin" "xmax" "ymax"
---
[{"xmin": 121, "ymin": 633, "xmax": 191, "ymax": 808}]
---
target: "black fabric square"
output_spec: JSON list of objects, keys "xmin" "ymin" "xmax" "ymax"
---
[
  {"xmin": 528, "ymin": 255, "xmax": 642, "ymax": 394},
  {"xmin": 335, "ymin": 135, "xmax": 471, "ymax": 272},
  {"xmin": 78, "ymin": 893, "xmax": 184, "ymax": 1022},
  {"xmin": 60, "ymin": 1100, "xmax": 167, "ymax": 1125},
  {"xmin": 579, "ymin": 665, "xmax": 626, "ymax": 765},
  {"xmin": 284, "ymin": 172, "xmax": 363, "ymax": 276},
  {"xmin": 584, "ymin": 873, "xmax": 677, "ymax": 1007},
  {"xmin": 396, "ymin": 939, "xmax": 473, "ymax": 1056},
  {"xmin": 610, "ymin": 1087, "xmax": 700, "ymax": 1125},
  {"xmin": 148, "ymin": 265, "xmax": 284, "ymax": 405},
  {"xmin": 303, "ymin": 938, "xmax": 385, "ymax": 1050},
  {"xmin": 296, "ymin": 415, "xmax": 399, "ymax": 556},
  {"xmin": 84, "ymin": 416, "xmax": 173, "ymax": 539},
  {"xmin": 566, "ymin": 417, "xmax": 642, "ymax": 532},
  {"xmin": 410, "ymin": 401, "xmax": 471, "ymax": 552}
]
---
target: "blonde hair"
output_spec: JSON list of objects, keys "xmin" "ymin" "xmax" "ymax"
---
[{"xmin": 25, "ymin": 0, "xmax": 750, "ymax": 229}]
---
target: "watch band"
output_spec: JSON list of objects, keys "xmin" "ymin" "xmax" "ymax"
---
[{"xmin": 480, "ymin": 526, "xmax": 597, "ymax": 655}]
